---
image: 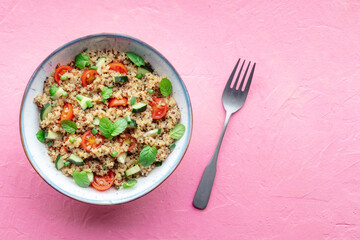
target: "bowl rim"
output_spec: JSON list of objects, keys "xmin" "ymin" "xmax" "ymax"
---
[{"xmin": 19, "ymin": 33, "xmax": 193, "ymax": 205}]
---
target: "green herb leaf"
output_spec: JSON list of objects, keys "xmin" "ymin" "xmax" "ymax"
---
[
  {"xmin": 62, "ymin": 92, "xmax": 68, "ymax": 97},
  {"xmin": 111, "ymin": 118, "xmax": 127, "ymax": 136},
  {"xmin": 160, "ymin": 78, "xmax": 172, "ymax": 97},
  {"xmin": 122, "ymin": 179, "xmax": 137, "ymax": 188},
  {"xmin": 60, "ymin": 120, "xmax": 77, "ymax": 134},
  {"xmin": 99, "ymin": 117, "xmax": 113, "ymax": 139},
  {"xmin": 102, "ymin": 164, "xmax": 107, "ymax": 169},
  {"xmin": 75, "ymin": 53, "xmax": 90, "ymax": 69},
  {"xmin": 169, "ymin": 143, "xmax": 176, "ymax": 151},
  {"xmin": 64, "ymin": 161, "xmax": 71, "ymax": 167},
  {"xmin": 101, "ymin": 87, "xmax": 113, "ymax": 102},
  {"xmin": 99, "ymin": 117, "xmax": 127, "ymax": 139},
  {"xmin": 60, "ymin": 75, "xmax": 67, "ymax": 81},
  {"xmin": 114, "ymin": 185, "xmax": 120, "ymax": 190},
  {"xmin": 139, "ymin": 145, "xmax": 157, "ymax": 166},
  {"xmin": 47, "ymin": 141, "xmax": 54, "ymax": 147},
  {"xmin": 89, "ymin": 66, "xmax": 98, "ymax": 70},
  {"xmin": 126, "ymin": 52, "xmax": 145, "ymax": 67},
  {"xmin": 69, "ymin": 137, "xmax": 75, "ymax": 143},
  {"xmin": 170, "ymin": 124, "xmax": 185, "ymax": 140},
  {"xmin": 36, "ymin": 130, "xmax": 46, "ymax": 142},
  {"xmin": 136, "ymin": 73, "xmax": 143, "ymax": 79},
  {"xmin": 49, "ymin": 85, "xmax": 58, "ymax": 96},
  {"xmin": 148, "ymin": 89, "xmax": 153, "ymax": 94},
  {"xmin": 72, "ymin": 170, "xmax": 91, "ymax": 188},
  {"xmin": 91, "ymin": 128, "xmax": 98, "ymax": 135}
]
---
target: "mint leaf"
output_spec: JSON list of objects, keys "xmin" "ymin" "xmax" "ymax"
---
[
  {"xmin": 72, "ymin": 170, "xmax": 91, "ymax": 188},
  {"xmin": 49, "ymin": 85, "xmax": 58, "ymax": 96},
  {"xmin": 170, "ymin": 124, "xmax": 185, "ymax": 140},
  {"xmin": 122, "ymin": 179, "xmax": 137, "ymax": 188},
  {"xmin": 139, "ymin": 145, "xmax": 157, "ymax": 166},
  {"xmin": 36, "ymin": 130, "xmax": 46, "ymax": 142},
  {"xmin": 159, "ymin": 78, "xmax": 172, "ymax": 97},
  {"xmin": 60, "ymin": 120, "xmax": 77, "ymax": 134},
  {"xmin": 126, "ymin": 52, "xmax": 145, "ymax": 67},
  {"xmin": 75, "ymin": 53, "xmax": 90, "ymax": 69},
  {"xmin": 111, "ymin": 118, "xmax": 127, "ymax": 137},
  {"xmin": 99, "ymin": 117, "xmax": 113, "ymax": 139},
  {"xmin": 101, "ymin": 86, "xmax": 113, "ymax": 102}
]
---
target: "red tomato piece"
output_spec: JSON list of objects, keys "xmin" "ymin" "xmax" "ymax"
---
[
  {"xmin": 81, "ymin": 130, "xmax": 105, "ymax": 152},
  {"xmin": 60, "ymin": 103, "xmax": 74, "ymax": 121},
  {"xmin": 118, "ymin": 133, "xmax": 137, "ymax": 151},
  {"xmin": 91, "ymin": 170, "xmax": 115, "ymax": 191},
  {"xmin": 109, "ymin": 62, "xmax": 128, "ymax": 74},
  {"xmin": 54, "ymin": 65, "xmax": 73, "ymax": 83},
  {"xmin": 81, "ymin": 69, "xmax": 98, "ymax": 87},
  {"xmin": 149, "ymin": 98, "xmax": 167, "ymax": 119},
  {"xmin": 108, "ymin": 98, "xmax": 128, "ymax": 107}
]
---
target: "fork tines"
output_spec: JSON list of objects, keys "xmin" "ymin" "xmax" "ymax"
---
[{"xmin": 226, "ymin": 59, "xmax": 256, "ymax": 92}]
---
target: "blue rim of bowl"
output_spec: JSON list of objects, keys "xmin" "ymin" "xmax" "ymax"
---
[{"xmin": 19, "ymin": 33, "xmax": 193, "ymax": 205}]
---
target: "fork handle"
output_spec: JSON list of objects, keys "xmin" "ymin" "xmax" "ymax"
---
[{"xmin": 193, "ymin": 112, "xmax": 232, "ymax": 209}]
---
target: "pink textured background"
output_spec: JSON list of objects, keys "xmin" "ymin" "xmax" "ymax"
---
[{"xmin": 1, "ymin": 0, "xmax": 360, "ymax": 239}]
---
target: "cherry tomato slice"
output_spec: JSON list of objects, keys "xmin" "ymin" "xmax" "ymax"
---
[
  {"xmin": 63, "ymin": 137, "xmax": 70, "ymax": 153},
  {"xmin": 81, "ymin": 69, "xmax": 98, "ymax": 87},
  {"xmin": 60, "ymin": 103, "xmax": 74, "ymax": 121},
  {"xmin": 118, "ymin": 133, "xmax": 137, "ymax": 151},
  {"xmin": 108, "ymin": 98, "xmax": 128, "ymax": 107},
  {"xmin": 54, "ymin": 65, "xmax": 73, "ymax": 83},
  {"xmin": 81, "ymin": 130, "xmax": 105, "ymax": 152},
  {"xmin": 91, "ymin": 170, "xmax": 115, "ymax": 191},
  {"xmin": 149, "ymin": 98, "xmax": 167, "ymax": 119},
  {"xmin": 63, "ymin": 146, "xmax": 69, "ymax": 153},
  {"xmin": 109, "ymin": 62, "xmax": 128, "ymax": 74}
]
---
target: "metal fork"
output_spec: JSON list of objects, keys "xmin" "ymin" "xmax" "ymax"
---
[{"xmin": 193, "ymin": 59, "xmax": 256, "ymax": 209}]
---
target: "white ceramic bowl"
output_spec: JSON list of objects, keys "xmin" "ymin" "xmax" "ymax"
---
[{"xmin": 20, "ymin": 33, "xmax": 192, "ymax": 205}]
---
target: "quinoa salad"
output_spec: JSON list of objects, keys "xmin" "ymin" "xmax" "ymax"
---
[{"xmin": 34, "ymin": 49, "xmax": 185, "ymax": 191}]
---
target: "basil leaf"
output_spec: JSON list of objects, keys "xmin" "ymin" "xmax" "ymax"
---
[
  {"xmin": 170, "ymin": 124, "xmax": 185, "ymax": 140},
  {"xmin": 101, "ymin": 86, "xmax": 113, "ymax": 102},
  {"xmin": 139, "ymin": 145, "xmax": 157, "ymax": 166},
  {"xmin": 72, "ymin": 170, "xmax": 91, "ymax": 188},
  {"xmin": 75, "ymin": 53, "xmax": 90, "ymax": 69},
  {"xmin": 126, "ymin": 52, "xmax": 145, "ymax": 67},
  {"xmin": 159, "ymin": 78, "xmax": 172, "ymax": 97},
  {"xmin": 49, "ymin": 85, "xmax": 58, "ymax": 96},
  {"xmin": 99, "ymin": 117, "xmax": 113, "ymax": 139},
  {"xmin": 47, "ymin": 141, "xmax": 54, "ymax": 147},
  {"xmin": 111, "ymin": 118, "xmax": 127, "ymax": 137},
  {"xmin": 122, "ymin": 179, "xmax": 137, "ymax": 189},
  {"xmin": 36, "ymin": 130, "xmax": 46, "ymax": 142},
  {"xmin": 60, "ymin": 120, "xmax": 77, "ymax": 134}
]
